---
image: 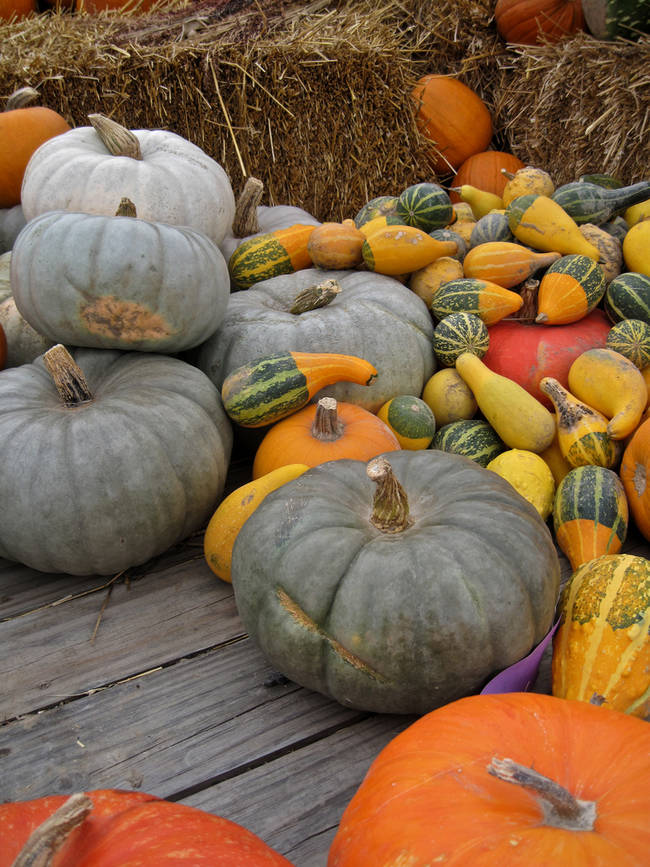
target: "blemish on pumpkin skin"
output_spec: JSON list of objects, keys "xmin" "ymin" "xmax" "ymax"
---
[
  {"xmin": 633, "ymin": 464, "xmax": 647, "ymax": 497},
  {"xmin": 276, "ymin": 586, "xmax": 390, "ymax": 683},
  {"xmin": 79, "ymin": 296, "xmax": 173, "ymax": 340}
]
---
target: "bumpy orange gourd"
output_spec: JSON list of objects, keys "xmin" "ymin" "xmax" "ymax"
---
[
  {"xmin": 411, "ymin": 75, "xmax": 493, "ymax": 173},
  {"xmin": 252, "ymin": 396, "xmax": 400, "ymax": 479},
  {"xmin": 619, "ymin": 417, "xmax": 650, "ymax": 540},
  {"xmin": 0, "ymin": 90, "xmax": 70, "ymax": 208}
]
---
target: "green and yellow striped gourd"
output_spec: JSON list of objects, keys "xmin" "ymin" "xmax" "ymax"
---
[
  {"xmin": 429, "ymin": 277, "xmax": 523, "ymax": 325},
  {"xmin": 228, "ymin": 223, "xmax": 316, "ymax": 291},
  {"xmin": 377, "ymin": 395, "xmax": 437, "ymax": 450},
  {"xmin": 604, "ymin": 272, "xmax": 650, "ymax": 325},
  {"xmin": 606, "ymin": 319, "xmax": 650, "ymax": 369},
  {"xmin": 432, "ymin": 311, "xmax": 489, "ymax": 367},
  {"xmin": 395, "ymin": 182, "xmax": 453, "ymax": 233},
  {"xmin": 432, "ymin": 418, "xmax": 505, "ymax": 467}
]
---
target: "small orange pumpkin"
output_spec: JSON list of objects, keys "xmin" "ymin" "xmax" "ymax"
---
[
  {"xmin": 0, "ymin": 0, "xmax": 36, "ymax": 18},
  {"xmin": 619, "ymin": 417, "xmax": 650, "ymax": 540},
  {"xmin": 411, "ymin": 75, "xmax": 493, "ymax": 175},
  {"xmin": 252, "ymin": 396, "xmax": 400, "ymax": 479},
  {"xmin": 494, "ymin": 0, "xmax": 585, "ymax": 45},
  {"xmin": 450, "ymin": 150, "xmax": 526, "ymax": 202},
  {"xmin": 0, "ymin": 88, "xmax": 70, "ymax": 209}
]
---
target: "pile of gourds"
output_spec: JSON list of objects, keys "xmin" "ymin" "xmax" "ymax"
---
[{"xmin": 1, "ymin": 81, "xmax": 650, "ymax": 865}]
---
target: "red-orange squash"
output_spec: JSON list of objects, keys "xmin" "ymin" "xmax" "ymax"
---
[
  {"xmin": 619, "ymin": 417, "xmax": 650, "ymax": 540},
  {"xmin": 450, "ymin": 150, "xmax": 526, "ymax": 202},
  {"xmin": 0, "ymin": 789, "xmax": 292, "ymax": 866},
  {"xmin": 411, "ymin": 75, "xmax": 493, "ymax": 174},
  {"xmin": 481, "ymin": 309, "xmax": 612, "ymax": 407},
  {"xmin": 328, "ymin": 691, "xmax": 650, "ymax": 866},
  {"xmin": 252, "ymin": 396, "xmax": 400, "ymax": 479},
  {"xmin": 494, "ymin": 0, "xmax": 585, "ymax": 44},
  {"xmin": 0, "ymin": 90, "xmax": 70, "ymax": 208}
]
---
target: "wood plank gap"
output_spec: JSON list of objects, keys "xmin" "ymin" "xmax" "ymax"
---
[
  {"xmin": 166, "ymin": 711, "xmax": 370, "ymax": 802},
  {"xmin": 1, "ymin": 632, "xmax": 249, "ymax": 726}
]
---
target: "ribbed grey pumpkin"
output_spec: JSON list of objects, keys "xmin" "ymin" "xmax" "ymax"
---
[
  {"xmin": 0, "ymin": 204, "xmax": 26, "ymax": 253},
  {"xmin": 10, "ymin": 203, "xmax": 230, "ymax": 353},
  {"xmin": 193, "ymin": 268, "xmax": 436, "ymax": 413},
  {"xmin": 231, "ymin": 451, "xmax": 560, "ymax": 715},
  {"xmin": 0, "ymin": 251, "xmax": 54, "ymax": 367},
  {"xmin": 0, "ymin": 345, "xmax": 232, "ymax": 575}
]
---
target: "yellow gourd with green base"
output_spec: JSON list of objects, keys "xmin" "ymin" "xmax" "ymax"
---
[
  {"xmin": 506, "ymin": 194, "xmax": 601, "ymax": 260},
  {"xmin": 455, "ymin": 352, "xmax": 556, "ymax": 453}
]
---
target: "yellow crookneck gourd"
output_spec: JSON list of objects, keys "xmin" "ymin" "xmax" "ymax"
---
[
  {"xmin": 451, "ymin": 185, "xmax": 504, "ymax": 220},
  {"xmin": 568, "ymin": 348, "xmax": 649, "ymax": 440},
  {"xmin": 454, "ymin": 352, "xmax": 556, "ymax": 453},
  {"xmin": 539, "ymin": 376, "xmax": 619, "ymax": 469},
  {"xmin": 506, "ymin": 194, "xmax": 601, "ymax": 260}
]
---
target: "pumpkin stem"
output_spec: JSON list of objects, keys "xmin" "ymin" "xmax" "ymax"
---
[
  {"xmin": 5, "ymin": 86, "xmax": 40, "ymax": 111},
  {"xmin": 290, "ymin": 279, "xmax": 341, "ymax": 315},
  {"xmin": 506, "ymin": 278, "xmax": 539, "ymax": 322},
  {"xmin": 115, "ymin": 197, "xmax": 137, "ymax": 218},
  {"xmin": 367, "ymin": 456, "xmax": 412, "ymax": 533},
  {"xmin": 88, "ymin": 114, "xmax": 142, "ymax": 160},
  {"xmin": 12, "ymin": 793, "xmax": 93, "ymax": 867},
  {"xmin": 43, "ymin": 345, "xmax": 94, "ymax": 405},
  {"xmin": 232, "ymin": 176, "xmax": 264, "ymax": 237},
  {"xmin": 487, "ymin": 757, "xmax": 597, "ymax": 831},
  {"xmin": 501, "ymin": 168, "xmax": 516, "ymax": 180},
  {"xmin": 312, "ymin": 396, "xmax": 344, "ymax": 441}
]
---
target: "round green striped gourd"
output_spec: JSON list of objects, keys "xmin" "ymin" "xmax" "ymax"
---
[
  {"xmin": 582, "ymin": 0, "xmax": 650, "ymax": 40},
  {"xmin": 377, "ymin": 395, "xmax": 437, "ymax": 450},
  {"xmin": 469, "ymin": 212, "xmax": 514, "ymax": 247},
  {"xmin": 354, "ymin": 195, "xmax": 399, "ymax": 228},
  {"xmin": 432, "ymin": 312, "xmax": 490, "ymax": 368},
  {"xmin": 552, "ymin": 465, "xmax": 629, "ymax": 571},
  {"xmin": 604, "ymin": 272, "xmax": 650, "ymax": 325},
  {"xmin": 429, "ymin": 228, "xmax": 467, "ymax": 261},
  {"xmin": 606, "ymin": 318, "xmax": 650, "ymax": 368},
  {"xmin": 432, "ymin": 419, "xmax": 505, "ymax": 467},
  {"xmin": 395, "ymin": 182, "xmax": 453, "ymax": 233}
]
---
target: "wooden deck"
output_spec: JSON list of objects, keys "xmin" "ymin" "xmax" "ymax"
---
[{"xmin": 1, "ymin": 455, "xmax": 648, "ymax": 866}]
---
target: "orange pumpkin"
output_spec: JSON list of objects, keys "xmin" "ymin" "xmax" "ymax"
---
[
  {"xmin": 411, "ymin": 75, "xmax": 493, "ymax": 175},
  {"xmin": 76, "ymin": 0, "xmax": 156, "ymax": 10},
  {"xmin": 328, "ymin": 692, "xmax": 650, "ymax": 866},
  {"xmin": 252, "ymin": 396, "xmax": 400, "ymax": 479},
  {"xmin": 495, "ymin": 0, "xmax": 585, "ymax": 45},
  {"xmin": 619, "ymin": 417, "xmax": 650, "ymax": 540},
  {"xmin": 0, "ymin": 89, "xmax": 70, "ymax": 208},
  {"xmin": 450, "ymin": 151, "xmax": 526, "ymax": 202},
  {"xmin": 0, "ymin": 0, "xmax": 36, "ymax": 19}
]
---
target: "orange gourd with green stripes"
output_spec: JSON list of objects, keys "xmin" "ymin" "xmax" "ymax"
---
[
  {"xmin": 536, "ymin": 255, "xmax": 607, "ymax": 325},
  {"xmin": 429, "ymin": 277, "xmax": 523, "ymax": 325},
  {"xmin": 462, "ymin": 241, "xmax": 560, "ymax": 288},
  {"xmin": 552, "ymin": 465, "xmax": 629, "ymax": 571},
  {"xmin": 228, "ymin": 223, "xmax": 316, "ymax": 291},
  {"xmin": 552, "ymin": 553, "xmax": 650, "ymax": 719},
  {"xmin": 221, "ymin": 350, "xmax": 377, "ymax": 427}
]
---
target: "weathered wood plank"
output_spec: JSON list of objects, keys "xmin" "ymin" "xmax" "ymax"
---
[
  {"xmin": 0, "ymin": 555, "xmax": 241, "ymax": 721},
  {"xmin": 182, "ymin": 713, "xmax": 414, "ymax": 865},
  {"xmin": 0, "ymin": 637, "xmax": 367, "ymax": 803}
]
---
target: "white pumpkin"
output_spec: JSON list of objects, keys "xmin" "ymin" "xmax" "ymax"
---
[
  {"xmin": 0, "ymin": 251, "xmax": 53, "ymax": 367},
  {"xmin": 10, "ymin": 201, "xmax": 231, "ymax": 353},
  {"xmin": 0, "ymin": 204, "xmax": 26, "ymax": 253},
  {"xmin": 21, "ymin": 115, "xmax": 235, "ymax": 246}
]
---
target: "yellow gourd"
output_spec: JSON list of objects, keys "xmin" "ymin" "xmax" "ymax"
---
[
  {"xmin": 486, "ymin": 448, "xmax": 556, "ymax": 520},
  {"xmin": 203, "ymin": 464, "xmax": 309, "ymax": 582},
  {"xmin": 622, "ymin": 220, "xmax": 650, "ymax": 276},
  {"xmin": 568, "ymin": 348, "xmax": 649, "ymax": 440},
  {"xmin": 421, "ymin": 368, "xmax": 477, "ymax": 427},
  {"xmin": 409, "ymin": 256, "xmax": 464, "ymax": 307},
  {"xmin": 539, "ymin": 376, "xmax": 618, "ymax": 469},
  {"xmin": 451, "ymin": 202, "xmax": 475, "ymax": 222},
  {"xmin": 500, "ymin": 166, "xmax": 555, "ymax": 206},
  {"xmin": 624, "ymin": 199, "xmax": 650, "ymax": 226},
  {"xmin": 451, "ymin": 185, "xmax": 503, "ymax": 219},
  {"xmin": 506, "ymin": 194, "xmax": 601, "ymax": 260},
  {"xmin": 454, "ymin": 352, "xmax": 556, "ymax": 453},
  {"xmin": 538, "ymin": 432, "xmax": 573, "ymax": 486},
  {"xmin": 361, "ymin": 224, "xmax": 457, "ymax": 275}
]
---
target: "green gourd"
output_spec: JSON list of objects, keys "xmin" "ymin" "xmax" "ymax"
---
[{"xmin": 551, "ymin": 181, "xmax": 650, "ymax": 225}]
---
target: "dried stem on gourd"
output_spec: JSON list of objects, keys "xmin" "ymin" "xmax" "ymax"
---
[
  {"xmin": 232, "ymin": 176, "xmax": 264, "ymax": 237},
  {"xmin": 290, "ymin": 279, "xmax": 341, "ymax": 315},
  {"xmin": 43, "ymin": 345, "xmax": 93, "ymax": 406},
  {"xmin": 506, "ymin": 278, "xmax": 539, "ymax": 322},
  {"xmin": 13, "ymin": 793, "xmax": 93, "ymax": 867},
  {"xmin": 88, "ymin": 114, "xmax": 142, "ymax": 160},
  {"xmin": 5, "ymin": 86, "xmax": 40, "ymax": 111},
  {"xmin": 115, "ymin": 197, "xmax": 137, "ymax": 218},
  {"xmin": 487, "ymin": 757, "xmax": 597, "ymax": 831},
  {"xmin": 367, "ymin": 456, "xmax": 412, "ymax": 533},
  {"xmin": 312, "ymin": 397, "xmax": 344, "ymax": 441}
]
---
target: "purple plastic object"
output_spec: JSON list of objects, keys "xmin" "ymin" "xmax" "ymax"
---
[{"xmin": 480, "ymin": 619, "xmax": 560, "ymax": 694}]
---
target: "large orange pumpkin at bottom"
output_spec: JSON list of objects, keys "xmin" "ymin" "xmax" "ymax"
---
[
  {"xmin": 0, "ymin": 789, "xmax": 293, "ymax": 866},
  {"xmin": 328, "ymin": 692, "xmax": 650, "ymax": 866}
]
